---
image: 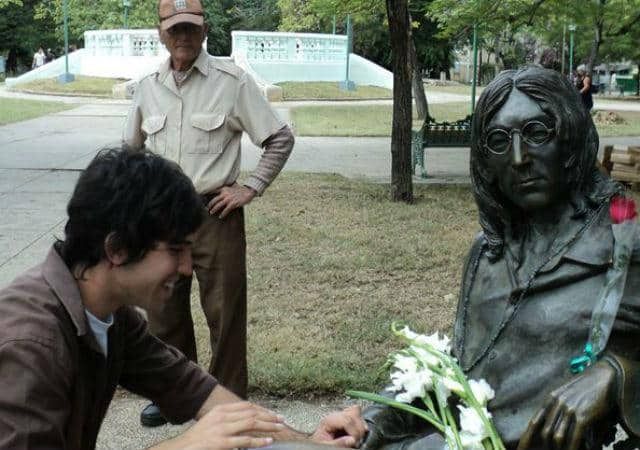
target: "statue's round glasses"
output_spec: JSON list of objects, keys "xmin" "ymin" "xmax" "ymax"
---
[{"xmin": 484, "ymin": 120, "xmax": 555, "ymax": 155}]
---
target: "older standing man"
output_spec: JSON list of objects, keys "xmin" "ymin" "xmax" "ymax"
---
[{"xmin": 124, "ymin": 0, "xmax": 294, "ymax": 427}]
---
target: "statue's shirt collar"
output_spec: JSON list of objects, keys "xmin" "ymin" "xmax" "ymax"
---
[{"xmin": 504, "ymin": 203, "xmax": 613, "ymax": 281}]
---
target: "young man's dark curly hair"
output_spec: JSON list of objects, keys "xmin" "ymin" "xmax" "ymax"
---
[{"xmin": 56, "ymin": 146, "xmax": 204, "ymax": 277}]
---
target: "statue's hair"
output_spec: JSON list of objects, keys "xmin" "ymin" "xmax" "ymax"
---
[{"xmin": 470, "ymin": 66, "xmax": 619, "ymax": 260}]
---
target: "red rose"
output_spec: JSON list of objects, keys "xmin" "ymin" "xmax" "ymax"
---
[{"xmin": 610, "ymin": 196, "xmax": 638, "ymax": 224}]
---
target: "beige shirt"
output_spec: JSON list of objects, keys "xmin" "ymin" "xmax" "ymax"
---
[{"xmin": 124, "ymin": 50, "xmax": 289, "ymax": 194}]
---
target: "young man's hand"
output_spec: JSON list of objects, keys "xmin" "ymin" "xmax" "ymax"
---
[
  {"xmin": 310, "ymin": 405, "xmax": 368, "ymax": 447},
  {"xmin": 156, "ymin": 401, "xmax": 285, "ymax": 450}
]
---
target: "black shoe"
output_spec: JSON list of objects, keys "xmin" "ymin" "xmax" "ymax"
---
[{"xmin": 140, "ymin": 403, "xmax": 168, "ymax": 427}]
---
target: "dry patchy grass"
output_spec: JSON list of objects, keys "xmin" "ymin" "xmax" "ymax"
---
[
  {"xmin": 190, "ymin": 173, "xmax": 479, "ymax": 395},
  {"xmin": 592, "ymin": 110, "xmax": 640, "ymax": 137}
]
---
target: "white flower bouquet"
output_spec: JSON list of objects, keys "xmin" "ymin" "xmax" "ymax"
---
[{"xmin": 348, "ymin": 323, "xmax": 505, "ymax": 450}]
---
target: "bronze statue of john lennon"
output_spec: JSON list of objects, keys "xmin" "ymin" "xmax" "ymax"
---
[
  {"xmin": 261, "ymin": 67, "xmax": 640, "ymax": 450},
  {"xmin": 356, "ymin": 66, "xmax": 640, "ymax": 450}
]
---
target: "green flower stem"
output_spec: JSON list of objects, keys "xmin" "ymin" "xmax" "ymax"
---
[
  {"xmin": 409, "ymin": 338, "xmax": 504, "ymax": 450},
  {"xmin": 386, "ymin": 323, "xmax": 506, "ymax": 450},
  {"xmin": 433, "ymin": 382, "xmax": 451, "ymax": 445},
  {"xmin": 346, "ymin": 390, "xmax": 445, "ymax": 433},
  {"xmin": 445, "ymin": 352, "xmax": 505, "ymax": 450},
  {"xmin": 423, "ymin": 392, "xmax": 439, "ymax": 419},
  {"xmin": 445, "ymin": 407, "xmax": 464, "ymax": 450}
]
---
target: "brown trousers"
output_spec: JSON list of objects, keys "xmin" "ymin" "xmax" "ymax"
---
[{"xmin": 146, "ymin": 207, "xmax": 247, "ymax": 398}]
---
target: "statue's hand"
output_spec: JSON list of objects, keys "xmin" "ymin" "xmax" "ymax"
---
[
  {"xmin": 517, "ymin": 360, "xmax": 617, "ymax": 450},
  {"xmin": 357, "ymin": 423, "xmax": 381, "ymax": 450}
]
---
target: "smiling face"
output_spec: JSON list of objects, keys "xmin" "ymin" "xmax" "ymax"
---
[
  {"xmin": 485, "ymin": 88, "xmax": 568, "ymax": 212},
  {"xmin": 159, "ymin": 22, "xmax": 207, "ymax": 71},
  {"xmin": 115, "ymin": 238, "xmax": 193, "ymax": 309}
]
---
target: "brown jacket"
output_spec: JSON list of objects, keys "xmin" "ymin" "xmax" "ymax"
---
[{"xmin": 0, "ymin": 247, "xmax": 217, "ymax": 449}]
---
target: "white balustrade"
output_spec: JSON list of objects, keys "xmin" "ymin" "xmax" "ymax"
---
[
  {"xmin": 232, "ymin": 31, "xmax": 347, "ymax": 64},
  {"xmin": 84, "ymin": 29, "xmax": 168, "ymax": 58}
]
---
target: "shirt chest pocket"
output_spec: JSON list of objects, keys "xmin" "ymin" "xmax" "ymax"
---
[
  {"xmin": 141, "ymin": 115, "xmax": 167, "ymax": 156},
  {"xmin": 189, "ymin": 113, "xmax": 226, "ymax": 154}
]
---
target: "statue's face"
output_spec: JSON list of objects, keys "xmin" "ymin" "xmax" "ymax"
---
[{"xmin": 485, "ymin": 88, "xmax": 566, "ymax": 212}]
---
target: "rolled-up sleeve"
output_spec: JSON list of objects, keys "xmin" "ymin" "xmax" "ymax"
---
[
  {"xmin": 232, "ymin": 73, "xmax": 293, "ymax": 194},
  {"xmin": 117, "ymin": 307, "xmax": 217, "ymax": 424},
  {"xmin": 0, "ymin": 339, "xmax": 72, "ymax": 450}
]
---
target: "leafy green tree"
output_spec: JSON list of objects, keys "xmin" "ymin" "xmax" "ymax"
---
[
  {"xmin": 230, "ymin": 0, "xmax": 280, "ymax": 32},
  {"xmin": 427, "ymin": 0, "xmax": 640, "ymax": 74},
  {"xmin": 597, "ymin": 4, "xmax": 640, "ymax": 95},
  {"xmin": 0, "ymin": 0, "xmax": 57, "ymax": 72},
  {"xmin": 277, "ymin": 0, "xmax": 326, "ymax": 31}
]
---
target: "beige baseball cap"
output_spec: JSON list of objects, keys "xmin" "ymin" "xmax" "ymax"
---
[{"xmin": 158, "ymin": 0, "xmax": 204, "ymax": 31}]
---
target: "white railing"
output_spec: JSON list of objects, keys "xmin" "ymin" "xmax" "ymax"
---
[
  {"xmin": 84, "ymin": 29, "xmax": 168, "ymax": 58},
  {"xmin": 232, "ymin": 31, "xmax": 347, "ymax": 63}
]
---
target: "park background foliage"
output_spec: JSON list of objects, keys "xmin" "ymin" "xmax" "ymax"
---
[{"xmin": 3, "ymin": 0, "xmax": 639, "ymax": 83}]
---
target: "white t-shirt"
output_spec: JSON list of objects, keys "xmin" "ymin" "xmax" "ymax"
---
[
  {"xmin": 84, "ymin": 309, "xmax": 114, "ymax": 356},
  {"xmin": 33, "ymin": 52, "xmax": 45, "ymax": 68}
]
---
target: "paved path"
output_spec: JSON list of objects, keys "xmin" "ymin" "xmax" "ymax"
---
[
  {"xmin": 1, "ymin": 89, "xmax": 639, "ymax": 448},
  {"xmin": 4, "ymin": 83, "xmax": 640, "ymax": 110}
]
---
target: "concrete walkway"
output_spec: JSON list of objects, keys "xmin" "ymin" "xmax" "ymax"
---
[{"xmin": 1, "ymin": 88, "xmax": 639, "ymax": 448}]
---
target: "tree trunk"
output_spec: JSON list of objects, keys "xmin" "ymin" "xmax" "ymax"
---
[
  {"xmin": 637, "ymin": 61, "xmax": 640, "ymax": 97},
  {"xmin": 386, "ymin": 0, "xmax": 413, "ymax": 203},
  {"xmin": 409, "ymin": 30, "xmax": 429, "ymax": 121},
  {"xmin": 586, "ymin": 24, "xmax": 602, "ymax": 73},
  {"xmin": 586, "ymin": 1, "xmax": 605, "ymax": 73}
]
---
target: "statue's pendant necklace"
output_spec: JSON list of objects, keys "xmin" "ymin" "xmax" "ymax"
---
[{"xmin": 458, "ymin": 201, "xmax": 607, "ymax": 372}]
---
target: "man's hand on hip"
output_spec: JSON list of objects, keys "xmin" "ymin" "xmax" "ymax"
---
[{"xmin": 208, "ymin": 183, "xmax": 257, "ymax": 219}]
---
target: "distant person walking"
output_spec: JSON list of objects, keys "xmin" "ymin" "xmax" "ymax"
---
[
  {"xmin": 575, "ymin": 66, "xmax": 593, "ymax": 111},
  {"xmin": 45, "ymin": 48, "xmax": 56, "ymax": 63},
  {"xmin": 32, "ymin": 47, "xmax": 45, "ymax": 69},
  {"xmin": 610, "ymin": 71, "xmax": 623, "ymax": 96}
]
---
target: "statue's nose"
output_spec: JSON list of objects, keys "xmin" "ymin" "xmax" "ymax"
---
[{"xmin": 511, "ymin": 132, "xmax": 525, "ymax": 166}]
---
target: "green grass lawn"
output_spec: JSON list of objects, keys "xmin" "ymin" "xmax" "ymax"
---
[
  {"xmin": 424, "ymin": 83, "xmax": 485, "ymax": 97},
  {"xmin": 0, "ymin": 98, "xmax": 75, "ymax": 125},
  {"xmin": 188, "ymin": 173, "xmax": 480, "ymax": 395},
  {"xmin": 291, "ymin": 103, "xmax": 640, "ymax": 138},
  {"xmin": 276, "ymin": 81, "xmax": 482, "ymax": 100},
  {"xmin": 278, "ymin": 81, "xmax": 392, "ymax": 100},
  {"xmin": 291, "ymin": 103, "xmax": 471, "ymax": 137},
  {"xmin": 12, "ymin": 76, "xmax": 124, "ymax": 97}
]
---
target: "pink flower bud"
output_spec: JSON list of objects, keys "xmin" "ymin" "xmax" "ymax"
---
[{"xmin": 610, "ymin": 196, "xmax": 637, "ymax": 224}]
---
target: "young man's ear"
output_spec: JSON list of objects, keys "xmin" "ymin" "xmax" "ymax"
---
[{"xmin": 104, "ymin": 233, "xmax": 128, "ymax": 267}]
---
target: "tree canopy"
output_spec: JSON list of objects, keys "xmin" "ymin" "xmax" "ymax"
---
[
  {"xmin": 427, "ymin": 0, "xmax": 640, "ymax": 72},
  {"xmin": 2, "ymin": 0, "xmax": 638, "ymax": 76}
]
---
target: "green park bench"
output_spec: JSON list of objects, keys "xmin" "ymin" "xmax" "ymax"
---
[{"xmin": 411, "ymin": 114, "xmax": 473, "ymax": 178}]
